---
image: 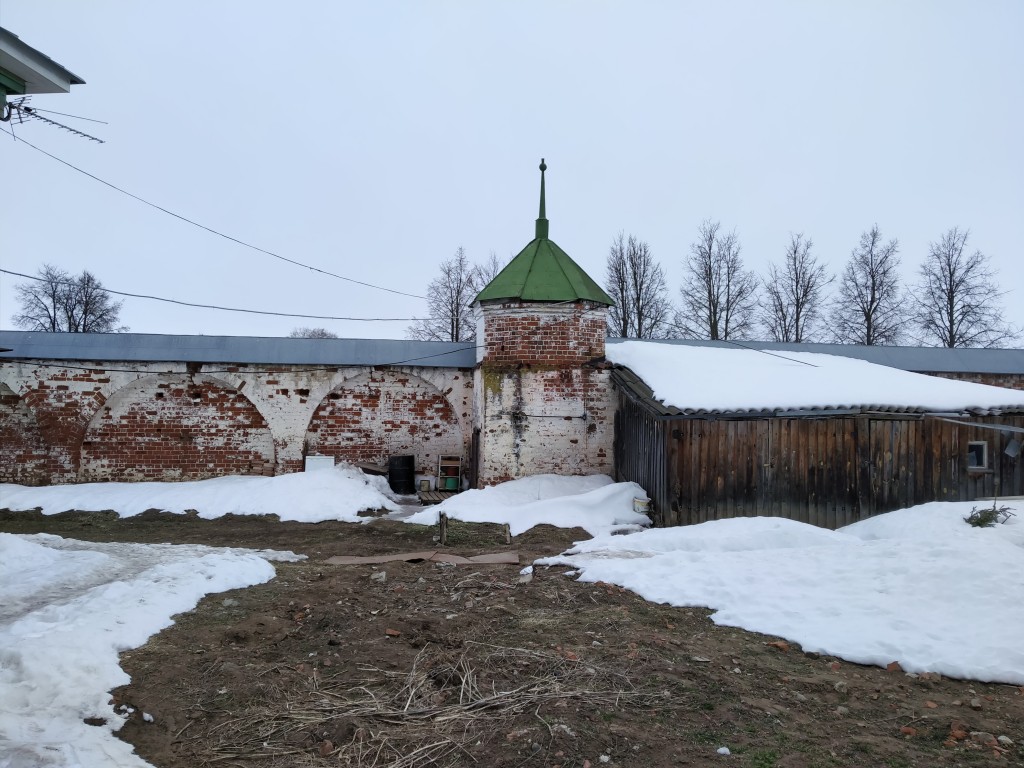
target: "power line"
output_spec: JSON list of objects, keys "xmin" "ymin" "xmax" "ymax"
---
[
  {"xmin": 659, "ymin": 322, "xmax": 819, "ymax": 368},
  {"xmin": 0, "ymin": 127, "xmax": 426, "ymax": 300},
  {"xmin": 0, "ymin": 268, "xmax": 420, "ymax": 322},
  {"xmin": 720, "ymin": 338, "xmax": 819, "ymax": 367}
]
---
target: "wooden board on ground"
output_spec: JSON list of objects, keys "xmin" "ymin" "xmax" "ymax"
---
[
  {"xmin": 418, "ymin": 490, "xmax": 458, "ymax": 505},
  {"xmin": 324, "ymin": 550, "xmax": 520, "ymax": 565},
  {"xmin": 355, "ymin": 462, "xmax": 387, "ymax": 476}
]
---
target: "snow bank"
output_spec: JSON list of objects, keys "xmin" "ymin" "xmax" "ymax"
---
[
  {"xmin": 0, "ymin": 464, "xmax": 398, "ymax": 522},
  {"xmin": 0, "ymin": 533, "xmax": 300, "ymax": 768},
  {"xmin": 402, "ymin": 474, "xmax": 651, "ymax": 537},
  {"xmin": 540, "ymin": 501, "xmax": 1024, "ymax": 684}
]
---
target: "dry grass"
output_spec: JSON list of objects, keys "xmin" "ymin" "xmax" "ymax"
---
[{"xmin": 189, "ymin": 642, "xmax": 671, "ymax": 767}]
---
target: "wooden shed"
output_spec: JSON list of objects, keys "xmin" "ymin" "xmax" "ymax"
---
[{"xmin": 610, "ymin": 344, "xmax": 1024, "ymax": 529}]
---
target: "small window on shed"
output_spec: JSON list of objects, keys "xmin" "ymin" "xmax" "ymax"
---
[{"xmin": 967, "ymin": 441, "xmax": 988, "ymax": 470}]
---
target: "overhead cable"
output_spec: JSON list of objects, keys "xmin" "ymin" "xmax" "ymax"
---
[
  {"xmin": 0, "ymin": 268, "xmax": 419, "ymax": 322},
  {"xmin": 0, "ymin": 127, "xmax": 426, "ymax": 300},
  {"xmin": 661, "ymin": 321, "xmax": 819, "ymax": 368}
]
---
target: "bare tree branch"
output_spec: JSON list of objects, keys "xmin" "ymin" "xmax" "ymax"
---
[
  {"xmin": 759, "ymin": 233, "xmax": 832, "ymax": 342},
  {"xmin": 606, "ymin": 233, "xmax": 631, "ymax": 338},
  {"xmin": 12, "ymin": 265, "xmax": 127, "ymax": 333},
  {"xmin": 829, "ymin": 225, "xmax": 906, "ymax": 345},
  {"xmin": 674, "ymin": 220, "xmax": 757, "ymax": 340},
  {"xmin": 604, "ymin": 232, "xmax": 672, "ymax": 338},
  {"xmin": 473, "ymin": 251, "xmax": 503, "ymax": 289},
  {"xmin": 12, "ymin": 264, "xmax": 67, "ymax": 332},
  {"xmin": 407, "ymin": 248, "xmax": 505, "ymax": 342},
  {"xmin": 912, "ymin": 227, "xmax": 1020, "ymax": 348}
]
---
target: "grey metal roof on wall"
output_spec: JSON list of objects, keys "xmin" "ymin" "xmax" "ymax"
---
[
  {"xmin": 0, "ymin": 331, "xmax": 477, "ymax": 368},
  {"xmin": 606, "ymin": 338, "xmax": 1024, "ymax": 375}
]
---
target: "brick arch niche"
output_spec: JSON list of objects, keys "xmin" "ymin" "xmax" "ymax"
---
[
  {"xmin": 79, "ymin": 374, "xmax": 275, "ymax": 482},
  {"xmin": 0, "ymin": 382, "xmax": 49, "ymax": 485},
  {"xmin": 305, "ymin": 370, "xmax": 462, "ymax": 472}
]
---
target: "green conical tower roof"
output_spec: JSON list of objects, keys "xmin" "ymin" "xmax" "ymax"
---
[{"xmin": 475, "ymin": 160, "xmax": 614, "ymax": 306}]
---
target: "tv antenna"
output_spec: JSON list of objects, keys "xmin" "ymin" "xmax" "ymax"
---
[{"xmin": 4, "ymin": 96, "xmax": 105, "ymax": 143}]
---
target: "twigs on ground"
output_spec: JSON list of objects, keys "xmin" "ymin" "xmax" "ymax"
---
[{"xmin": 191, "ymin": 642, "xmax": 667, "ymax": 767}]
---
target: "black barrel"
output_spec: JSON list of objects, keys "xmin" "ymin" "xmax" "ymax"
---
[{"xmin": 387, "ymin": 454, "xmax": 416, "ymax": 494}]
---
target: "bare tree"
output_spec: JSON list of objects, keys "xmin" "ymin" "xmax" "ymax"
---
[
  {"xmin": 289, "ymin": 327, "xmax": 339, "ymax": 338},
  {"xmin": 407, "ymin": 247, "xmax": 485, "ymax": 342},
  {"xmin": 474, "ymin": 251, "xmax": 503, "ymax": 289},
  {"xmin": 11, "ymin": 264, "xmax": 67, "ymax": 332},
  {"xmin": 12, "ymin": 265, "xmax": 126, "ymax": 333},
  {"xmin": 913, "ymin": 227, "xmax": 1019, "ymax": 348},
  {"xmin": 69, "ymin": 271, "xmax": 125, "ymax": 332},
  {"xmin": 759, "ymin": 233, "xmax": 832, "ymax": 342},
  {"xmin": 674, "ymin": 220, "xmax": 757, "ymax": 340},
  {"xmin": 829, "ymin": 225, "xmax": 906, "ymax": 345},
  {"xmin": 604, "ymin": 232, "xmax": 672, "ymax": 338}
]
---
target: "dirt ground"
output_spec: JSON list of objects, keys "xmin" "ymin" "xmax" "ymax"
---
[{"xmin": 2, "ymin": 508, "xmax": 1022, "ymax": 768}]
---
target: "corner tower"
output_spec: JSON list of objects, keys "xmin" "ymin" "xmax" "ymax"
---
[{"xmin": 472, "ymin": 160, "xmax": 615, "ymax": 485}]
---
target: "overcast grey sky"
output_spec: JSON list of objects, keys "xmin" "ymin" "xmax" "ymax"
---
[{"xmin": 2, "ymin": 1, "xmax": 1021, "ymax": 343}]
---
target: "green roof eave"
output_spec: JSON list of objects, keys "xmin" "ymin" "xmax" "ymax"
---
[{"xmin": 475, "ymin": 237, "xmax": 613, "ymax": 305}]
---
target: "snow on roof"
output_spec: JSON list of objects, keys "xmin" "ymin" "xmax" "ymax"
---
[
  {"xmin": 607, "ymin": 338, "xmax": 1024, "ymax": 375},
  {"xmin": 607, "ymin": 340, "xmax": 1024, "ymax": 416}
]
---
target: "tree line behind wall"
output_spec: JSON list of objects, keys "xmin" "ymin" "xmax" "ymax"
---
[
  {"xmin": 398, "ymin": 223, "xmax": 1018, "ymax": 348},
  {"xmin": 11, "ymin": 225, "xmax": 1016, "ymax": 349},
  {"xmin": 605, "ymin": 222, "xmax": 1019, "ymax": 348}
]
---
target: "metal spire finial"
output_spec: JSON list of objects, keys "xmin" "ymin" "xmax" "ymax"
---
[{"xmin": 536, "ymin": 158, "xmax": 549, "ymax": 239}]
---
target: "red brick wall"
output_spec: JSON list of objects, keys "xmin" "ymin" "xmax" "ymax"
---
[
  {"xmin": 305, "ymin": 370, "xmax": 462, "ymax": 473},
  {"xmin": 482, "ymin": 301, "xmax": 606, "ymax": 368},
  {"xmin": 8, "ymin": 373, "xmax": 111, "ymax": 483},
  {"xmin": 0, "ymin": 386, "xmax": 50, "ymax": 485},
  {"xmin": 1, "ymin": 362, "xmax": 472, "ymax": 487},
  {"xmin": 79, "ymin": 378, "xmax": 275, "ymax": 482}
]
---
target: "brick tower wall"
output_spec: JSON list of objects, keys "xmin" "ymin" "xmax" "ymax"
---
[
  {"xmin": 481, "ymin": 302, "xmax": 607, "ymax": 367},
  {"xmin": 475, "ymin": 301, "xmax": 615, "ymax": 485}
]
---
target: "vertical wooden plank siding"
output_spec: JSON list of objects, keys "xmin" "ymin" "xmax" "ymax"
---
[
  {"xmin": 666, "ymin": 417, "xmax": 680, "ymax": 524},
  {"xmin": 761, "ymin": 420, "xmax": 774, "ymax": 518},
  {"xmin": 613, "ymin": 395, "xmax": 670, "ymax": 525},
  {"xmin": 613, "ymin": 383, "xmax": 1024, "ymax": 531}
]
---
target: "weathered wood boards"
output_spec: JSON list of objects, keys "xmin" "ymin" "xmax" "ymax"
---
[{"xmin": 615, "ymin": 393, "xmax": 1024, "ymax": 529}]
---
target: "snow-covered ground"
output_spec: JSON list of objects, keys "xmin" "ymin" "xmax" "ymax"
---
[
  {"xmin": 0, "ymin": 533, "xmax": 302, "ymax": 768},
  {"xmin": 401, "ymin": 474, "xmax": 652, "ymax": 536},
  {"xmin": 539, "ymin": 500, "xmax": 1024, "ymax": 685},
  {"xmin": 0, "ymin": 464, "xmax": 399, "ymax": 522},
  {"xmin": 406, "ymin": 476, "xmax": 1024, "ymax": 683},
  {"xmin": 3, "ymin": 469, "xmax": 1023, "ymax": 767}
]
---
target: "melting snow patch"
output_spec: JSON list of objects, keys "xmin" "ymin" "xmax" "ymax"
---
[
  {"xmin": 540, "ymin": 502, "xmax": 1024, "ymax": 684},
  {"xmin": 0, "ymin": 533, "xmax": 294, "ymax": 767},
  {"xmin": 0, "ymin": 464, "xmax": 398, "ymax": 522}
]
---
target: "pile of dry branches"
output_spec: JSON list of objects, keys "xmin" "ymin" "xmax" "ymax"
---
[{"xmin": 193, "ymin": 642, "xmax": 669, "ymax": 767}]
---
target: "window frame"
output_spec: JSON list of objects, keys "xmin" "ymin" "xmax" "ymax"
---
[{"xmin": 967, "ymin": 441, "xmax": 989, "ymax": 471}]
